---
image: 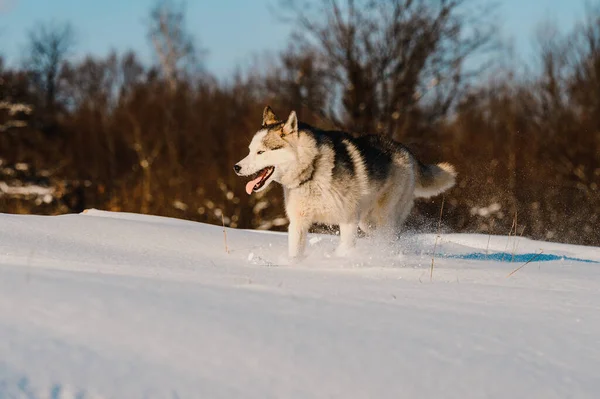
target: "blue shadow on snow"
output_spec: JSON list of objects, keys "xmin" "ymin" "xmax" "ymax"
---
[{"xmin": 442, "ymin": 252, "xmax": 599, "ymax": 264}]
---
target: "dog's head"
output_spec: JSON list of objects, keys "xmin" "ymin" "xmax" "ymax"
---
[{"xmin": 234, "ymin": 106, "xmax": 300, "ymax": 194}]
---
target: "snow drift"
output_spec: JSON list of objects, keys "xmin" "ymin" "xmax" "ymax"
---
[{"xmin": 0, "ymin": 209, "xmax": 599, "ymax": 398}]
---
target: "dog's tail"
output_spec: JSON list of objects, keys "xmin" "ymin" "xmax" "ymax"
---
[{"xmin": 414, "ymin": 161, "xmax": 457, "ymax": 198}]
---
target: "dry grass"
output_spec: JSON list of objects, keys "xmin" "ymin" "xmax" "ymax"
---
[
  {"xmin": 222, "ymin": 214, "xmax": 229, "ymax": 254},
  {"xmin": 507, "ymin": 250, "xmax": 543, "ymax": 278},
  {"xmin": 430, "ymin": 196, "xmax": 445, "ymax": 281},
  {"xmin": 510, "ymin": 211, "xmax": 519, "ymax": 263},
  {"xmin": 485, "ymin": 219, "xmax": 495, "ymax": 259},
  {"xmin": 501, "ymin": 210, "xmax": 518, "ymax": 262},
  {"xmin": 512, "ymin": 224, "xmax": 527, "ymax": 260}
]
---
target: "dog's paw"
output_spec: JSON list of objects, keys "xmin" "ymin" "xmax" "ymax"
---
[
  {"xmin": 334, "ymin": 246, "xmax": 355, "ymax": 258},
  {"xmin": 288, "ymin": 255, "xmax": 307, "ymax": 265},
  {"xmin": 288, "ymin": 249, "xmax": 307, "ymax": 263}
]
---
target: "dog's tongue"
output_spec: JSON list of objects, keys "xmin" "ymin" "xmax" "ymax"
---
[{"xmin": 246, "ymin": 173, "xmax": 265, "ymax": 195}]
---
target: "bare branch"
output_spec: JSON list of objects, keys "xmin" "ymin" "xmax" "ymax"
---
[
  {"xmin": 25, "ymin": 21, "xmax": 75, "ymax": 110},
  {"xmin": 278, "ymin": 0, "xmax": 499, "ymax": 136},
  {"xmin": 147, "ymin": 0, "xmax": 204, "ymax": 90}
]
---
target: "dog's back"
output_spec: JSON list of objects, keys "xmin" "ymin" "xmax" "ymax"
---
[{"xmin": 297, "ymin": 124, "xmax": 456, "ymax": 232}]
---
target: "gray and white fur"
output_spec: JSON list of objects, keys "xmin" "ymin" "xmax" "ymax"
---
[{"xmin": 234, "ymin": 106, "xmax": 456, "ymax": 259}]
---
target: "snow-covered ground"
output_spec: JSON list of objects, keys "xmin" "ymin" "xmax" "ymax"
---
[{"xmin": 0, "ymin": 209, "xmax": 599, "ymax": 398}]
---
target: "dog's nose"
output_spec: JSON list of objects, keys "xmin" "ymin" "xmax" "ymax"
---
[{"xmin": 233, "ymin": 164, "xmax": 241, "ymax": 174}]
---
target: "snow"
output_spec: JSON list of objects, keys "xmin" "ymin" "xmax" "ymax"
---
[
  {"xmin": 0, "ymin": 181, "xmax": 55, "ymax": 203},
  {"xmin": 0, "ymin": 209, "xmax": 599, "ymax": 398}
]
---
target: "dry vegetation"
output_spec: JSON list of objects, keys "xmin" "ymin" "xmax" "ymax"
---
[{"xmin": 1, "ymin": 0, "xmax": 598, "ymax": 246}]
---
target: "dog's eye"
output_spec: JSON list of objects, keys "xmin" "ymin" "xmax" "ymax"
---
[{"xmin": 257, "ymin": 150, "xmax": 265, "ymax": 155}]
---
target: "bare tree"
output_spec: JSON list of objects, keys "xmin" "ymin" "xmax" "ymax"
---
[
  {"xmin": 532, "ymin": 21, "xmax": 571, "ymax": 124},
  {"xmin": 279, "ymin": 0, "xmax": 498, "ymax": 137},
  {"xmin": 262, "ymin": 46, "xmax": 330, "ymax": 122},
  {"xmin": 567, "ymin": 3, "xmax": 600, "ymax": 123},
  {"xmin": 25, "ymin": 21, "xmax": 75, "ymax": 112},
  {"xmin": 148, "ymin": 0, "xmax": 202, "ymax": 91}
]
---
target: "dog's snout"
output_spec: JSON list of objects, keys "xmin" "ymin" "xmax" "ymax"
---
[{"xmin": 233, "ymin": 164, "xmax": 241, "ymax": 174}]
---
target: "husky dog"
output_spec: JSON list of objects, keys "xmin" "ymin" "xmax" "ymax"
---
[{"xmin": 234, "ymin": 106, "xmax": 456, "ymax": 259}]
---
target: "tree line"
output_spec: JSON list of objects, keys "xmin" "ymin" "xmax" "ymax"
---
[{"xmin": 0, "ymin": 0, "xmax": 598, "ymax": 246}]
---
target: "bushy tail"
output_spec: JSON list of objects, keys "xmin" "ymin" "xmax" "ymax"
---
[{"xmin": 414, "ymin": 162, "xmax": 457, "ymax": 198}]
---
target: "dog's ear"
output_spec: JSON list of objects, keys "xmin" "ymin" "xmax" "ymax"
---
[
  {"xmin": 262, "ymin": 106, "xmax": 278, "ymax": 126},
  {"xmin": 282, "ymin": 111, "xmax": 298, "ymax": 136}
]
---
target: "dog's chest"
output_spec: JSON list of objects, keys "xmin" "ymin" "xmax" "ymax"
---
[{"xmin": 284, "ymin": 184, "xmax": 356, "ymax": 224}]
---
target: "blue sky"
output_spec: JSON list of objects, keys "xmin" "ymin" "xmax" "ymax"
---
[{"xmin": 0, "ymin": 0, "xmax": 586, "ymax": 77}]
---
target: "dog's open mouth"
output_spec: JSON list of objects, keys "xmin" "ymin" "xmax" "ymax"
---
[{"xmin": 245, "ymin": 166, "xmax": 275, "ymax": 194}]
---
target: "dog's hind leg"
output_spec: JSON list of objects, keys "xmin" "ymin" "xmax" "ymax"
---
[
  {"xmin": 371, "ymin": 187, "xmax": 398, "ymax": 237},
  {"xmin": 388, "ymin": 177, "xmax": 415, "ymax": 237},
  {"xmin": 392, "ymin": 195, "xmax": 414, "ymax": 233},
  {"xmin": 374, "ymin": 171, "xmax": 415, "ymax": 238},
  {"xmin": 358, "ymin": 209, "xmax": 376, "ymax": 236}
]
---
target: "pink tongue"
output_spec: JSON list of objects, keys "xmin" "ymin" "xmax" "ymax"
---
[{"xmin": 246, "ymin": 175, "xmax": 264, "ymax": 195}]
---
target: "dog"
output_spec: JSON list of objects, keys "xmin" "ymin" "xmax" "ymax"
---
[{"xmin": 234, "ymin": 106, "xmax": 456, "ymax": 259}]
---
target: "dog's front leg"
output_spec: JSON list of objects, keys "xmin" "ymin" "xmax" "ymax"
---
[
  {"xmin": 336, "ymin": 222, "xmax": 358, "ymax": 257},
  {"xmin": 288, "ymin": 218, "xmax": 310, "ymax": 259}
]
